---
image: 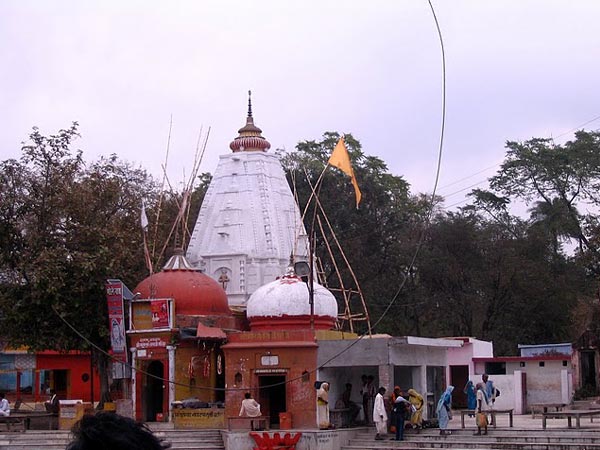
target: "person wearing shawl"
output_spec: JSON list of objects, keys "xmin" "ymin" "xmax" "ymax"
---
[
  {"xmin": 464, "ymin": 380, "xmax": 477, "ymax": 415},
  {"xmin": 408, "ymin": 389, "xmax": 424, "ymax": 429},
  {"xmin": 474, "ymin": 382, "xmax": 490, "ymax": 435},
  {"xmin": 239, "ymin": 392, "xmax": 261, "ymax": 417},
  {"xmin": 316, "ymin": 382, "xmax": 330, "ymax": 429},
  {"xmin": 436, "ymin": 385, "xmax": 454, "ymax": 434},
  {"xmin": 373, "ymin": 387, "xmax": 388, "ymax": 440}
]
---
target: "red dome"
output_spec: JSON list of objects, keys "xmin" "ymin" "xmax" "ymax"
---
[{"xmin": 135, "ymin": 267, "xmax": 230, "ymax": 317}]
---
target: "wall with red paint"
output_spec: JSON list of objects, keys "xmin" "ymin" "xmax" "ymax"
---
[{"xmin": 36, "ymin": 351, "xmax": 100, "ymax": 403}]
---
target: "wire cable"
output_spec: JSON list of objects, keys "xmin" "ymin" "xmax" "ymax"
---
[{"xmin": 49, "ymin": 0, "xmax": 449, "ymax": 394}]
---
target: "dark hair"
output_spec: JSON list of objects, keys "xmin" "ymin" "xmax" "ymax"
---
[
  {"xmin": 244, "ymin": 392, "xmax": 251, "ymax": 399},
  {"xmin": 66, "ymin": 412, "xmax": 170, "ymax": 450},
  {"xmin": 0, "ymin": 393, "xmax": 5, "ymax": 399}
]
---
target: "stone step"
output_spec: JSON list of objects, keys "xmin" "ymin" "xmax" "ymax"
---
[
  {"xmin": 354, "ymin": 430, "xmax": 600, "ymax": 440},
  {"xmin": 345, "ymin": 436, "xmax": 600, "ymax": 450},
  {"xmin": 0, "ymin": 429, "xmax": 225, "ymax": 450},
  {"xmin": 344, "ymin": 443, "xmax": 600, "ymax": 450}
]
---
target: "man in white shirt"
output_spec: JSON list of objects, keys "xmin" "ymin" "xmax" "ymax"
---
[
  {"xmin": 0, "ymin": 392, "xmax": 10, "ymax": 417},
  {"xmin": 373, "ymin": 387, "xmax": 387, "ymax": 440},
  {"xmin": 239, "ymin": 392, "xmax": 261, "ymax": 417}
]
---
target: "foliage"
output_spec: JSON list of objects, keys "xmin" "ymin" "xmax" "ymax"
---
[
  {"xmin": 279, "ymin": 132, "xmax": 416, "ymax": 334},
  {"xmin": 0, "ymin": 124, "xmax": 176, "ymax": 402}
]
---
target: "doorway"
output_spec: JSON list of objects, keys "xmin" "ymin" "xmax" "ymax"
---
[
  {"xmin": 259, "ymin": 375, "xmax": 286, "ymax": 426},
  {"xmin": 449, "ymin": 365, "xmax": 469, "ymax": 408},
  {"xmin": 144, "ymin": 360, "xmax": 164, "ymax": 422},
  {"xmin": 581, "ymin": 350, "xmax": 597, "ymax": 393}
]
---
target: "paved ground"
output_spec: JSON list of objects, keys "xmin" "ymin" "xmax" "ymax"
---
[{"xmin": 452, "ymin": 412, "xmax": 600, "ymax": 431}]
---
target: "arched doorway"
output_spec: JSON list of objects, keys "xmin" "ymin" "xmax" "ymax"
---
[{"xmin": 144, "ymin": 360, "xmax": 164, "ymax": 422}]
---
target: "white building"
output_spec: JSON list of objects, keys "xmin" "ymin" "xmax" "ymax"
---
[{"xmin": 186, "ymin": 97, "xmax": 309, "ymax": 307}]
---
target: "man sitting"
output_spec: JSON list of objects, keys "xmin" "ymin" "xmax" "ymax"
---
[
  {"xmin": 0, "ymin": 393, "xmax": 10, "ymax": 417},
  {"xmin": 239, "ymin": 392, "xmax": 261, "ymax": 417},
  {"xmin": 45, "ymin": 389, "xmax": 59, "ymax": 415}
]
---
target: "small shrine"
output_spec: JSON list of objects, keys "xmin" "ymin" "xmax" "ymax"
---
[
  {"xmin": 223, "ymin": 265, "xmax": 338, "ymax": 429},
  {"xmin": 128, "ymin": 249, "xmax": 244, "ymax": 425}
]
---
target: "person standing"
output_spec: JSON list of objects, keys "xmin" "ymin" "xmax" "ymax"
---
[
  {"xmin": 239, "ymin": 392, "xmax": 261, "ymax": 417},
  {"xmin": 464, "ymin": 380, "xmax": 477, "ymax": 414},
  {"xmin": 0, "ymin": 393, "xmax": 10, "ymax": 417},
  {"xmin": 408, "ymin": 388, "xmax": 424, "ymax": 429},
  {"xmin": 482, "ymin": 374, "xmax": 496, "ymax": 406},
  {"xmin": 474, "ymin": 382, "xmax": 490, "ymax": 435},
  {"xmin": 373, "ymin": 387, "xmax": 388, "ymax": 440},
  {"xmin": 436, "ymin": 386, "xmax": 454, "ymax": 435},
  {"xmin": 361, "ymin": 375, "xmax": 375, "ymax": 424},
  {"xmin": 341, "ymin": 383, "xmax": 360, "ymax": 425},
  {"xmin": 392, "ymin": 390, "xmax": 410, "ymax": 441},
  {"xmin": 316, "ymin": 382, "xmax": 330, "ymax": 429}
]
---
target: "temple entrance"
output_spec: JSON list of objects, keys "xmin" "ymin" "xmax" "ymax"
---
[
  {"xmin": 259, "ymin": 375, "xmax": 286, "ymax": 426},
  {"xmin": 449, "ymin": 365, "xmax": 469, "ymax": 408},
  {"xmin": 143, "ymin": 360, "xmax": 164, "ymax": 422}
]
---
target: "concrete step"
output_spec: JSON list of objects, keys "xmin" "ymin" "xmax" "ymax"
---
[
  {"xmin": 0, "ymin": 428, "xmax": 225, "ymax": 450},
  {"xmin": 345, "ymin": 432, "xmax": 600, "ymax": 450},
  {"xmin": 354, "ymin": 431, "xmax": 600, "ymax": 442}
]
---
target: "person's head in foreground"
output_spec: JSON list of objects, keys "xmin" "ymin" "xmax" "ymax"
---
[{"xmin": 66, "ymin": 412, "xmax": 170, "ymax": 450}]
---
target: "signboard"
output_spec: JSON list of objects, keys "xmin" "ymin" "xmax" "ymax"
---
[
  {"xmin": 131, "ymin": 299, "xmax": 172, "ymax": 331},
  {"xmin": 151, "ymin": 299, "xmax": 169, "ymax": 328},
  {"xmin": 172, "ymin": 408, "xmax": 225, "ymax": 429},
  {"xmin": 135, "ymin": 337, "xmax": 168, "ymax": 349},
  {"xmin": 106, "ymin": 280, "xmax": 127, "ymax": 356}
]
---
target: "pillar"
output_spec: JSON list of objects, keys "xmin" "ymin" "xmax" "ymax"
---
[
  {"xmin": 167, "ymin": 345, "xmax": 176, "ymax": 422},
  {"xmin": 129, "ymin": 348, "xmax": 137, "ymax": 420},
  {"xmin": 378, "ymin": 364, "xmax": 393, "ymax": 393}
]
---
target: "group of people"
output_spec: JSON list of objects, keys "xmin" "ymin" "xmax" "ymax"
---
[
  {"xmin": 436, "ymin": 373, "xmax": 497, "ymax": 436},
  {"xmin": 373, "ymin": 386, "xmax": 424, "ymax": 441},
  {"xmin": 464, "ymin": 373, "xmax": 497, "ymax": 435}
]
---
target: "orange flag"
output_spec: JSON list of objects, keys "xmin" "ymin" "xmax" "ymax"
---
[{"xmin": 328, "ymin": 137, "xmax": 362, "ymax": 208}]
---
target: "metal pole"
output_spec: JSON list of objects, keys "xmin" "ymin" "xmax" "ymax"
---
[{"xmin": 309, "ymin": 228, "xmax": 315, "ymax": 330}]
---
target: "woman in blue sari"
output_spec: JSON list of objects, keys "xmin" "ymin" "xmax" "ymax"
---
[
  {"xmin": 436, "ymin": 385, "xmax": 454, "ymax": 434},
  {"xmin": 464, "ymin": 380, "xmax": 477, "ymax": 413}
]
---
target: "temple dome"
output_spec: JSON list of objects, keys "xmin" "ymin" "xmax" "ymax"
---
[
  {"xmin": 134, "ymin": 249, "xmax": 231, "ymax": 316},
  {"xmin": 246, "ymin": 268, "xmax": 338, "ymax": 330}
]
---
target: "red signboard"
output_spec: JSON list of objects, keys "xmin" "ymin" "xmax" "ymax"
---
[
  {"xmin": 105, "ymin": 281, "xmax": 127, "ymax": 357},
  {"xmin": 151, "ymin": 299, "xmax": 169, "ymax": 328}
]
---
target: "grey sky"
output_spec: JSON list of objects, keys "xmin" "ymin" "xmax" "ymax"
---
[{"xmin": 1, "ymin": 1, "xmax": 599, "ymax": 209}]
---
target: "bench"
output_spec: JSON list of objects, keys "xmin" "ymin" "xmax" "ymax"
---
[
  {"xmin": 0, "ymin": 414, "xmax": 29, "ymax": 432},
  {"xmin": 228, "ymin": 416, "xmax": 270, "ymax": 431},
  {"xmin": 329, "ymin": 408, "xmax": 350, "ymax": 428},
  {"xmin": 542, "ymin": 409, "xmax": 600, "ymax": 429},
  {"xmin": 460, "ymin": 408, "xmax": 513, "ymax": 428},
  {"xmin": 530, "ymin": 402, "xmax": 566, "ymax": 418}
]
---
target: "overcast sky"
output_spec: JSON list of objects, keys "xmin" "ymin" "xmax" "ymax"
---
[{"xmin": 1, "ymin": 1, "xmax": 599, "ymax": 210}]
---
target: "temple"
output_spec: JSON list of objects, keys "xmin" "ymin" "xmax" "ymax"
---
[{"xmin": 186, "ymin": 91, "xmax": 310, "ymax": 308}]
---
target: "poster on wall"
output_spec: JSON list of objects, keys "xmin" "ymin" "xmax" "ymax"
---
[{"xmin": 151, "ymin": 299, "xmax": 169, "ymax": 328}]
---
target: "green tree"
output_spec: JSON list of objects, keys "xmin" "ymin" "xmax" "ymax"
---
[
  {"xmin": 484, "ymin": 131, "xmax": 600, "ymax": 254},
  {"xmin": 279, "ymin": 132, "xmax": 424, "ymax": 335},
  {"xmin": 0, "ymin": 124, "xmax": 161, "ymax": 404}
]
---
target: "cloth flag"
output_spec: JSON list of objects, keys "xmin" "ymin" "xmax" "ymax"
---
[
  {"xmin": 141, "ymin": 199, "xmax": 149, "ymax": 231},
  {"xmin": 328, "ymin": 137, "xmax": 362, "ymax": 208}
]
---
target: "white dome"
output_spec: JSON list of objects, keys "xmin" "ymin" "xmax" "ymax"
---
[{"xmin": 247, "ymin": 274, "xmax": 338, "ymax": 325}]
